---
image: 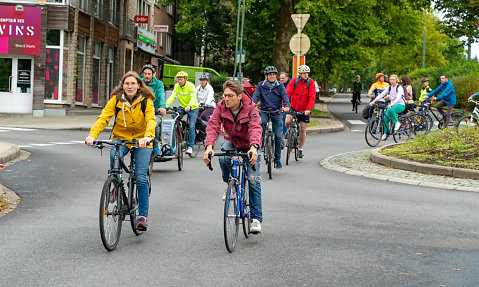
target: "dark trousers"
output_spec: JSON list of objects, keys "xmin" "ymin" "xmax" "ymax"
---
[
  {"xmin": 198, "ymin": 106, "xmax": 215, "ymax": 122},
  {"xmin": 436, "ymin": 100, "xmax": 454, "ymax": 127}
]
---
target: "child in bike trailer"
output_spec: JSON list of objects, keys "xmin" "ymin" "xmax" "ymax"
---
[
  {"xmin": 86, "ymin": 71, "xmax": 156, "ymax": 231},
  {"xmin": 203, "ymin": 80, "xmax": 264, "ymax": 234},
  {"xmin": 369, "ymin": 74, "xmax": 405, "ymax": 141}
]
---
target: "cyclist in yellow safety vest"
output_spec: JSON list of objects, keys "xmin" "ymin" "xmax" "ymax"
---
[{"xmin": 165, "ymin": 71, "xmax": 199, "ymax": 155}]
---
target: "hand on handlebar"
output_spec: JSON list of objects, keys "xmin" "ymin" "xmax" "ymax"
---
[
  {"xmin": 85, "ymin": 136, "xmax": 95, "ymax": 146},
  {"xmin": 304, "ymin": 110, "xmax": 311, "ymax": 116},
  {"xmin": 138, "ymin": 137, "xmax": 152, "ymax": 148},
  {"xmin": 204, "ymin": 146, "xmax": 214, "ymax": 165},
  {"xmin": 282, "ymin": 107, "xmax": 290, "ymax": 113},
  {"xmin": 248, "ymin": 146, "xmax": 258, "ymax": 165},
  {"xmin": 157, "ymin": 108, "xmax": 166, "ymax": 116}
]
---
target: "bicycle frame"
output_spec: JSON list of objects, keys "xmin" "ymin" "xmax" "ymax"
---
[{"xmin": 228, "ymin": 156, "xmax": 248, "ymax": 220}]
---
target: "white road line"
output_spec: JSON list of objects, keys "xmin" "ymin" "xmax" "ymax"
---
[
  {"xmin": 0, "ymin": 127, "xmax": 37, "ymax": 131},
  {"xmin": 29, "ymin": 143, "xmax": 55, "ymax": 147},
  {"xmin": 348, "ymin": 120, "xmax": 366, "ymax": 125},
  {"xmin": 70, "ymin": 141, "xmax": 86, "ymax": 144},
  {"xmin": 351, "ymin": 130, "xmax": 363, "ymax": 132},
  {"xmin": 50, "ymin": 142, "xmax": 75, "ymax": 145},
  {"xmin": 0, "ymin": 130, "xmax": 8, "ymax": 132},
  {"xmin": 18, "ymin": 145, "xmax": 32, "ymax": 148}
]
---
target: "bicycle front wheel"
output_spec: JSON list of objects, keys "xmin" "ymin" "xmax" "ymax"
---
[
  {"xmin": 224, "ymin": 181, "xmax": 239, "ymax": 252},
  {"xmin": 365, "ymin": 117, "xmax": 382, "ymax": 147},
  {"xmin": 266, "ymin": 135, "xmax": 273, "ymax": 179},
  {"xmin": 456, "ymin": 115, "xmax": 479, "ymax": 132},
  {"xmin": 393, "ymin": 117, "xmax": 412, "ymax": 143},
  {"xmin": 286, "ymin": 130, "xmax": 292, "ymax": 165},
  {"xmin": 99, "ymin": 176, "xmax": 122, "ymax": 251},
  {"xmin": 242, "ymin": 180, "xmax": 251, "ymax": 238},
  {"xmin": 175, "ymin": 127, "xmax": 183, "ymax": 171}
]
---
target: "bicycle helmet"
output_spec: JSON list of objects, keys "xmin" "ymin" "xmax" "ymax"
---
[
  {"xmin": 175, "ymin": 71, "xmax": 189, "ymax": 78},
  {"xmin": 141, "ymin": 64, "xmax": 156, "ymax": 74},
  {"xmin": 375, "ymin": 73, "xmax": 384, "ymax": 79},
  {"xmin": 422, "ymin": 78, "xmax": 430, "ymax": 83},
  {"xmin": 264, "ymin": 66, "xmax": 278, "ymax": 75},
  {"xmin": 199, "ymin": 73, "xmax": 209, "ymax": 80},
  {"xmin": 298, "ymin": 65, "xmax": 310, "ymax": 73}
]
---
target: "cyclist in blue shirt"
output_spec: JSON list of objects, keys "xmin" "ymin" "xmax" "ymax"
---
[
  {"xmin": 252, "ymin": 66, "xmax": 290, "ymax": 169},
  {"xmin": 426, "ymin": 74, "xmax": 457, "ymax": 127}
]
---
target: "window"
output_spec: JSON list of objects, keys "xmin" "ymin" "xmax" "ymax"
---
[
  {"xmin": 76, "ymin": 36, "xmax": 86, "ymax": 103},
  {"xmin": 0, "ymin": 58, "xmax": 12, "ymax": 92},
  {"xmin": 92, "ymin": 42, "xmax": 101, "ymax": 105},
  {"xmin": 137, "ymin": 0, "xmax": 150, "ymax": 30},
  {"xmin": 95, "ymin": 0, "xmax": 103, "ymax": 18},
  {"xmin": 109, "ymin": 0, "xmax": 119, "ymax": 25},
  {"xmin": 158, "ymin": 32, "xmax": 163, "ymax": 48},
  {"xmin": 166, "ymin": 34, "xmax": 172, "ymax": 56},
  {"xmin": 106, "ymin": 46, "xmax": 115, "ymax": 103},
  {"xmin": 167, "ymin": 5, "xmax": 173, "ymax": 15},
  {"xmin": 45, "ymin": 30, "xmax": 62, "ymax": 100},
  {"xmin": 79, "ymin": 0, "xmax": 88, "ymax": 11},
  {"xmin": 47, "ymin": 0, "xmax": 70, "ymax": 3}
]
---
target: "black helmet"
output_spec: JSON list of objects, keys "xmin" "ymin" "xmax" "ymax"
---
[
  {"xmin": 141, "ymin": 64, "xmax": 156, "ymax": 74},
  {"xmin": 264, "ymin": 66, "xmax": 278, "ymax": 75},
  {"xmin": 199, "ymin": 73, "xmax": 209, "ymax": 80},
  {"xmin": 422, "ymin": 78, "xmax": 430, "ymax": 83}
]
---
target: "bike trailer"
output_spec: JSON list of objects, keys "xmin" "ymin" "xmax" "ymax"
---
[
  {"xmin": 195, "ymin": 117, "xmax": 207, "ymax": 142},
  {"xmin": 161, "ymin": 119, "xmax": 176, "ymax": 155}
]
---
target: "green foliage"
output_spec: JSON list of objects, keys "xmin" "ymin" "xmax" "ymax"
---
[
  {"xmin": 380, "ymin": 127, "xmax": 479, "ymax": 170},
  {"xmin": 434, "ymin": 0, "xmax": 479, "ymax": 45},
  {"xmin": 209, "ymin": 72, "xmax": 229, "ymax": 94}
]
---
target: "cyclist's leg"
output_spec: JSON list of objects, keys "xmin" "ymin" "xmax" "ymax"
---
[
  {"xmin": 282, "ymin": 112, "xmax": 287, "ymax": 136},
  {"xmin": 134, "ymin": 147, "xmax": 152, "ymax": 217},
  {"xmin": 259, "ymin": 112, "xmax": 268, "ymax": 148},
  {"xmin": 246, "ymin": 148, "xmax": 262, "ymax": 223},
  {"xmin": 444, "ymin": 105, "xmax": 454, "ymax": 127},
  {"xmin": 299, "ymin": 122, "xmax": 307, "ymax": 148},
  {"xmin": 186, "ymin": 109, "xmax": 198, "ymax": 148},
  {"xmin": 271, "ymin": 113, "xmax": 283, "ymax": 163},
  {"xmin": 200, "ymin": 107, "xmax": 214, "ymax": 122},
  {"xmin": 218, "ymin": 140, "xmax": 234, "ymax": 183},
  {"xmin": 435, "ymin": 100, "xmax": 446, "ymax": 119},
  {"xmin": 109, "ymin": 143, "xmax": 129, "ymax": 171}
]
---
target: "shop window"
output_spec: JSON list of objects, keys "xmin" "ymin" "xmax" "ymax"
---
[
  {"xmin": 0, "ymin": 58, "xmax": 12, "ymax": 93},
  {"xmin": 76, "ymin": 36, "xmax": 86, "ymax": 103},
  {"xmin": 47, "ymin": 30, "xmax": 61, "ymax": 46},
  {"xmin": 45, "ymin": 48, "xmax": 60, "ymax": 100},
  {"xmin": 92, "ymin": 42, "xmax": 101, "ymax": 105}
]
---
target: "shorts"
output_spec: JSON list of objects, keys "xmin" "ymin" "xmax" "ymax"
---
[{"xmin": 292, "ymin": 110, "xmax": 310, "ymax": 123}]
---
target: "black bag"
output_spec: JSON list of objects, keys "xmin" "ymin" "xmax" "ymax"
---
[
  {"xmin": 195, "ymin": 117, "xmax": 207, "ymax": 142},
  {"xmin": 411, "ymin": 86, "xmax": 417, "ymax": 101},
  {"xmin": 362, "ymin": 106, "xmax": 370, "ymax": 119}
]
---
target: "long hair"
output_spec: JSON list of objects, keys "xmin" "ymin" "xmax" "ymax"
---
[
  {"xmin": 110, "ymin": 71, "xmax": 155, "ymax": 101},
  {"xmin": 401, "ymin": 75, "xmax": 412, "ymax": 86}
]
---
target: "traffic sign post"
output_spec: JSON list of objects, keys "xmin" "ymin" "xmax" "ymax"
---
[
  {"xmin": 236, "ymin": 50, "xmax": 245, "ymax": 64},
  {"xmin": 292, "ymin": 55, "xmax": 306, "ymax": 79},
  {"xmin": 289, "ymin": 14, "xmax": 310, "ymax": 78}
]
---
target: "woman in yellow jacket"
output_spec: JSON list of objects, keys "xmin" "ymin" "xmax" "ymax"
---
[{"xmin": 85, "ymin": 71, "xmax": 157, "ymax": 231}]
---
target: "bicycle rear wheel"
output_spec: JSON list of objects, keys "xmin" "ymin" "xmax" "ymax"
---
[
  {"xmin": 365, "ymin": 117, "xmax": 382, "ymax": 147},
  {"xmin": 242, "ymin": 180, "xmax": 250, "ymax": 238},
  {"xmin": 99, "ymin": 176, "xmax": 122, "ymax": 251},
  {"xmin": 266, "ymin": 135, "xmax": 273, "ymax": 179},
  {"xmin": 224, "ymin": 181, "xmax": 239, "ymax": 252},
  {"xmin": 175, "ymin": 127, "xmax": 183, "ymax": 171},
  {"xmin": 286, "ymin": 130, "xmax": 292, "ymax": 165}
]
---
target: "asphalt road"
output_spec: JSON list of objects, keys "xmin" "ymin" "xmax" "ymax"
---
[{"xmin": 1, "ymin": 99, "xmax": 479, "ymax": 286}]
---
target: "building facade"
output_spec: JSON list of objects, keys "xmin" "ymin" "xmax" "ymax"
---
[{"xmin": 0, "ymin": 0, "xmax": 176, "ymax": 116}]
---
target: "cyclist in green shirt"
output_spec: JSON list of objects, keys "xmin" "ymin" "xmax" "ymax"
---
[
  {"xmin": 468, "ymin": 91, "xmax": 479, "ymax": 101},
  {"xmin": 165, "ymin": 71, "xmax": 199, "ymax": 155}
]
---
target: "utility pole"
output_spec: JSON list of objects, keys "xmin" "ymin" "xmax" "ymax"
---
[
  {"xmin": 422, "ymin": 10, "xmax": 427, "ymax": 69},
  {"xmin": 232, "ymin": 0, "xmax": 246, "ymax": 86}
]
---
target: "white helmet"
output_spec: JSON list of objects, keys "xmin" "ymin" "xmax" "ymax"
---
[{"xmin": 298, "ymin": 65, "xmax": 310, "ymax": 73}]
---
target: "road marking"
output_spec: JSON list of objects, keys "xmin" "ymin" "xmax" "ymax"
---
[
  {"xmin": 29, "ymin": 143, "xmax": 55, "ymax": 147},
  {"xmin": 0, "ymin": 130, "xmax": 8, "ymax": 133},
  {"xmin": 0, "ymin": 127, "xmax": 37, "ymax": 131},
  {"xmin": 70, "ymin": 141, "xmax": 86, "ymax": 144},
  {"xmin": 348, "ymin": 120, "xmax": 366, "ymax": 125},
  {"xmin": 50, "ymin": 142, "xmax": 75, "ymax": 145},
  {"xmin": 18, "ymin": 145, "xmax": 32, "ymax": 148},
  {"xmin": 351, "ymin": 130, "xmax": 363, "ymax": 132}
]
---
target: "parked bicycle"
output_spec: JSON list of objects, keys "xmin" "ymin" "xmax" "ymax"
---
[
  {"xmin": 91, "ymin": 139, "xmax": 151, "ymax": 251},
  {"xmin": 365, "ymin": 101, "xmax": 413, "ymax": 147},
  {"xmin": 260, "ymin": 109, "xmax": 282, "ymax": 179},
  {"xmin": 285, "ymin": 109, "xmax": 305, "ymax": 165},
  {"xmin": 207, "ymin": 150, "xmax": 253, "ymax": 253},
  {"xmin": 456, "ymin": 100, "xmax": 479, "ymax": 131}
]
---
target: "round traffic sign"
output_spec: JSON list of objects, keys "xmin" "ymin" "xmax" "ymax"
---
[{"xmin": 289, "ymin": 33, "xmax": 310, "ymax": 55}]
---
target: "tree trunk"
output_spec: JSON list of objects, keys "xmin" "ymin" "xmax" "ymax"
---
[{"xmin": 272, "ymin": 0, "xmax": 296, "ymax": 75}]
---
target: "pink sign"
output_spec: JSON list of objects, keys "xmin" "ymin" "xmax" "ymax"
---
[{"xmin": 0, "ymin": 6, "xmax": 41, "ymax": 55}]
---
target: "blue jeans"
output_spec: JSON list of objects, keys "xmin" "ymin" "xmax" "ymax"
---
[
  {"xmin": 110, "ymin": 145, "xmax": 152, "ymax": 217},
  {"xmin": 219, "ymin": 140, "xmax": 263, "ymax": 222},
  {"xmin": 179, "ymin": 108, "xmax": 198, "ymax": 148},
  {"xmin": 260, "ymin": 112, "xmax": 283, "ymax": 164}
]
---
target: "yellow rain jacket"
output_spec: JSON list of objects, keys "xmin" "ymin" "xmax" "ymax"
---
[{"xmin": 88, "ymin": 94, "xmax": 157, "ymax": 148}]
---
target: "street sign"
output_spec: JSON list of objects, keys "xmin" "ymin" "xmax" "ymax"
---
[
  {"xmin": 292, "ymin": 55, "xmax": 305, "ymax": 78},
  {"xmin": 153, "ymin": 25, "xmax": 169, "ymax": 33},
  {"xmin": 289, "ymin": 33, "xmax": 310, "ymax": 56},
  {"xmin": 236, "ymin": 50, "xmax": 245, "ymax": 64},
  {"xmin": 291, "ymin": 14, "xmax": 310, "ymax": 33},
  {"xmin": 135, "ymin": 15, "xmax": 149, "ymax": 24}
]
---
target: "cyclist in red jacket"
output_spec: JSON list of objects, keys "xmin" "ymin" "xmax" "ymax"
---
[{"xmin": 285, "ymin": 65, "xmax": 316, "ymax": 158}]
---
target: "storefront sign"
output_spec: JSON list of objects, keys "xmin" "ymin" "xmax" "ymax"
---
[
  {"xmin": 135, "ymin": 15, "xmax": 149, "ymax": 24},
  {"xmin": 137, "ymin": 27, "xmax": 157, "ymax": 54},
  {"xmin": 153, "ymin": 25, "xmax": 168, "ymax": 33},
  {"xmin": 0, "ymin": 6, "xmax": 41, "ymax": 55},
  {"xmin": 17, "ymin": 70, "xmax": 31, "ymax": 84}
]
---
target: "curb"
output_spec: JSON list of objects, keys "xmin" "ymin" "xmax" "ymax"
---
[
  {"xmin": 307, "ymin": 124, "xmax": 345, "ymax": 135},
  {"xmin": 370, "ymin": 145, "xmax": 479, "ymax": 180},
  {"xmin": 0, "ymin": 142, "xmax": 20, "ymax": 164},
  {"xmin": 319, "ymin": 150, "xmax": 479, "ymax": 192}
]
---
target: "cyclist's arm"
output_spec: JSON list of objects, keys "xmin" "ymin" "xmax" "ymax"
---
[
  {"xmin": 248, "ymin": 107, "xmax": 263, "ymax": 149},
  {"xmin": 370, "ymin": 87, "xmax": 388, "ymax": 104},
  {"xmin": 469, "ymin": 91, "xmax": 479, "ymax": 100},
  {"xmin": 426, "ymin": 84, "xmax": 442, "ymax": 98},
  {"xmin": 144, "ymin": 98, "xmax": 157, "ymax": 140},
  {"xmin": 306, "ymin": 81, "xmax": 316, "ymax": 111},
  {"xmin": 252, "ymin": 84, "xmax": 261, "ymax": 104},
  {"xmin": 155, "ymin": 81, "xmax": 166, "ymax": 109},
  {"xmin": 88, "ymin": 96, "xmax": 117, "ymax": 139},
  {"xmin": 436, "ymin": 82, "xmax": 454, "ymax": 101},
  {"xmin": 207, "ymin": 84, "xmax": 216, "ymax": 106},
  {"xmin": 187, "ymin": 88, "xmax": 199, "ymax": 109},
  {"xmin": 367, "ymin": 83, "xmax": 377, "ymax": 96},
  {"xmin": 165, "ymin": 86, "xmax": 179, "ymax": 108}
]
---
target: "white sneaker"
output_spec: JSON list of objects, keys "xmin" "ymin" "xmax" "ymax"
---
[
  {"xmin": 250, "ymin": 219, "xmax": 262, "ymax": 234},
  {"xmin": 394, "ymin": 122, "xmax": 401, "ymax": 131},
  {"xmin": 185, "ymin": 147, "xmax": 193, "ymax": 154},
  {"xmin": 381, "ymin": 134, "xmax": 387, "ymax": 141}
]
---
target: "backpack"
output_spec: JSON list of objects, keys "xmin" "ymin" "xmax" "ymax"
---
[
  {"xmin": 411, "ymin": 85, "xmax": 417, "ymax": 101},
  {"xmin": 112, "ymin": 96, "xmax": 148, "ymax": 130},
  {"xmin": 388, "ymin": 85, "xmax": 408, "ymax": 101},
  {"xmin": 294, "ymin": 76, "xmax": 311, "ymax": 89}
]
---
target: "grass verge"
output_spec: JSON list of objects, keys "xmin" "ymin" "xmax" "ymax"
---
[{"xmin": 380, "ymin": 127, "xmax": 479, "ymax": 170}]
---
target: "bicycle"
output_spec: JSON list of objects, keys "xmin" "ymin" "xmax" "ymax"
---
[
  {"xmin": 285, "ymin": 110, "xmax": 305, "ymax": 165},
  {"xmin": 91, "ymin": 139, "xmax": 151, "ymax": 251},
  {"xmin": 207, "ymin": 150, "xmax": 254, "ymax": 253},
  {"xmin": 422, "ymin": 98, "xmax": 464, "ymax": 130},
  {"xmin": 365, "ymin": 101, "xmax": 413, "ymax": 147},
  {"xmin": 169, "ymin": 107, "xmax": 205, "ymax": 158},
  {"xmin": 456, "ymin": 100, "xmax": 479, "ymax": 131},
  {"xmin": 259, "ymin": 109, "xmax": 282, "ymax": 179},
  {"xmin": 152, "ymin": 108, "xmax": 184, "ymax": 171}
]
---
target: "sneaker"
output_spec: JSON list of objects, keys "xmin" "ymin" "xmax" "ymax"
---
[
  {"xmin": 137, "ymin": 216, "xmax": 148, "ymax": 231},
  {"xmin": 275, "ymin": 161, "xmax": 283, "ymax": 169},
  {"xmin": 394, "ymin": 122, "xmax": 401, "ymax": 131},
  {"xmin": 154, "ymin": 144, "xmax": 162, "ymax": 156},
  {"xmin": 250, "ymin": 219, "xmax": 262, "ymax": 234},
  {"xmin": 185, "ymin": 147, "xmax": 193, "ymax": 154},
  {"xmin": 109, "ymin": 187, "xmax": 117, "ymax": 203},
  {"xmin": 358, "ymin": 101, "xmax": 361, "ymax": 105},
  {"xmin": 297, "ymin": 149, "xmax": 304, "ymax": 158},
  {"xmin": 381, "ymin": 134, "xmax": 388, "ymax": 141}
]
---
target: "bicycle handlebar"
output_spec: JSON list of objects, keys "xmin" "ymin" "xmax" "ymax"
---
[
  {"xmin": 469, "ymin": 99, "xmax": 478, "ymax": 105},
  {"xmin": 288, "ymin": 110, "xmax": 306, "ymax": 116},
  {"xmin": 90, "ymin": 139, "xmax": 152, "ymax": 149},
  {"xmin": 259, "ymin": 109, "xmax": 282, "ymax": 114},
  {"xmin": 206, "ymin": 150, "xmax": 256, "ymax": 172}
]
